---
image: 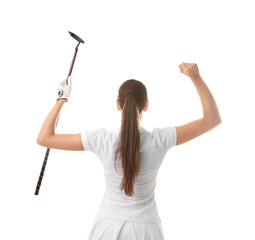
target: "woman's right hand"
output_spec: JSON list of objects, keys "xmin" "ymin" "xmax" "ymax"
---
[{"xmin": 179, "ymin": 63, "xmax": 201, "ymax": 80}]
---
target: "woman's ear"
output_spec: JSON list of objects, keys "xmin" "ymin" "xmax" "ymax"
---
[
  {"xmin": 116, "ymin": 100, "xmax": 121, "ymax": 111},
  {"xmin": 144, "ymin": 100, "xmax": 149, "ymax": 112}
]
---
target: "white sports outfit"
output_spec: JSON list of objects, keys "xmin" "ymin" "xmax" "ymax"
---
[{"xmin": 81, "ymin": 125, "xmax": 177, "ymax": 240}]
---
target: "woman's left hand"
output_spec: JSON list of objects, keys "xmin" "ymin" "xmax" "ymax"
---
[{"xmin": 56, "ymin": 76, "xmax": 72, "ymax": 102}]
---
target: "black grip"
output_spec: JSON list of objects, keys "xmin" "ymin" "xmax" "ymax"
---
[{"xmin": 34, "ymin": 148, "xmax": 50, "ymax": 195}]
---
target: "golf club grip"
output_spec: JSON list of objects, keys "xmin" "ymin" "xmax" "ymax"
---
[
  {"xmin": 34, "ymin": 114, "xmax": 60, "ymax": 195},
  {"xmin": 34, "ymin": 148, "xmax": 50, "ymax": 195}
]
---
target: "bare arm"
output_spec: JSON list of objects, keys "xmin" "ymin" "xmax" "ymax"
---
[
  {"xmin": 191, "ymin": 75, "xmax": 221, "ymax": 123},
  {"xmin": 175, "ymin": 63, "xmax": 222, "ymax": 146},
  {"xmin": 36, "ymin": 99, "xmax": 84, "ymax": 151}
]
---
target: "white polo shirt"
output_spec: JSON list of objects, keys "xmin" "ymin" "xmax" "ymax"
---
[{"xmin": 81, "ymin": 125, "xmax": 177, "ymax": 223}]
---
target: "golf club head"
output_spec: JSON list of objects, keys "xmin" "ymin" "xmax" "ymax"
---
[{"xmin": 68, "ymin": 31, "xmax": 84, "ymax": 44}]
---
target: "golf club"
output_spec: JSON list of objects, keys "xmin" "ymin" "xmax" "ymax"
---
[{"xmin": 34, "ymin": 31, "xmax": 84, "ymax": 195}]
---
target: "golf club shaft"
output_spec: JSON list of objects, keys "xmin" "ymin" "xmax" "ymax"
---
[
  {"xmin": 34, "ymin": 46, "xmax": 80, "ymax": 196},
  {"xmin": 66, "ymin": 43, "xmax": 80, "ymax": 84}
]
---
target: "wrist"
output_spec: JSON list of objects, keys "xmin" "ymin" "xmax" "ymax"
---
[
  {"xmin": 56, "ymin": 99, "xmax": 67, "ymax": 104},
  {"xmin": 191, "ymin": 74, "xmax": 202, "ymax": 83}
]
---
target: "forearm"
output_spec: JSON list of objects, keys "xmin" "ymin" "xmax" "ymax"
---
[
  {"xmin": 191, "ymin": 75, "xmax": 222, "ymax": 123},
  {"xmin": 37, "ymin": 99, "xmax": 66, "ymax": 143}
]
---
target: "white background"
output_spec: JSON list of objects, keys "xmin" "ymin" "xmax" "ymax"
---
[{"xmin": 0, "ymin": 0, "xmax": 254, "ymax": 239}]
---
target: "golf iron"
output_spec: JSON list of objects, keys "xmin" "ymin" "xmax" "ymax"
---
[{"xmin": 34, "ymin": 31, "xmax": 84, "ymax": 195}]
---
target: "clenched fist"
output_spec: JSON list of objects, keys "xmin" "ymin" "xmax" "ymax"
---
[{"xmin": 179, "ymin": 63, "xmax": 201, "ymax": 80}]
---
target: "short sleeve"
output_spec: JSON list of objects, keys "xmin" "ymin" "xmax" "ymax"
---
[
  {"xmin": 81, "ymin": 128, "xmax": 107, "ymax": 154},
  {"xmin": 152, "ymin": 126, "xmax": 177, "ymax": 152}
]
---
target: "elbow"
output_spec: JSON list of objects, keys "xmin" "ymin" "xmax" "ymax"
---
[
  {"xmin": 204, "ymin": 115, "xmax": 222, "ymax": 127},
  {"xmin": 37, "ymin": 135, "xmax": 53, "ymax": 148},
  {"xmin": 36, "ymin": 136, "xmax": 45, "ymax": 146},
  {"xmin": 213, "ymin": 117, "xmax": 222, "ymax": 128},
  {"xmin": 214, "ymin": 115, "xmax": 222, "ymax": 125},
  {"xmin": 36, "ymin": 137, "xmax": 42, "ymax": 146}
]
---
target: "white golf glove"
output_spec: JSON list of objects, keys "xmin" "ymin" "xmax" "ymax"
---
[{"xmin": 57, "ymin": 76, "xmax": 72, "ymax": 102}]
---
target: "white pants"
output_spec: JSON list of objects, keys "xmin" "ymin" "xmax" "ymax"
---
[{"xmin": 87, "ymin": 217, "xmax": 165, "ymax": 240}]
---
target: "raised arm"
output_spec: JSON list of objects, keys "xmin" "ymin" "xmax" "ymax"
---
[
  {"xmin": 175, "ymin": 63, "xmax": 222, "ymax": 146},
  {"xmin": 36, "ymin": 77, "xmax": 84, "ymax": 151}
]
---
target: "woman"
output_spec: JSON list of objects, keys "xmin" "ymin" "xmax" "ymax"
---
[{"xmin": 36, "ymin": 63, "xmax": 222, "ymax": 239}]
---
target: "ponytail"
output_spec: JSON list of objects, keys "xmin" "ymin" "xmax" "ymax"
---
[
  {"xmin": 115, "ymin": 79, "xmax": 148, "ymax": 197},
  {"xmin": 115, "ymin": 94, "xmax": 140, "ymax": 196}
]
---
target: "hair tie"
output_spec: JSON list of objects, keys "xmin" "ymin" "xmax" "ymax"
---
[{"xmin": 127, "ymin": 92, "xmax": 135, "ymax": 96}]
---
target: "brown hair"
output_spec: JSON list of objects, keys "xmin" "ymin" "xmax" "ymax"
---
[{"xmin": 114, "ymin": 79, "xmax": 148, "ymax": 196}]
